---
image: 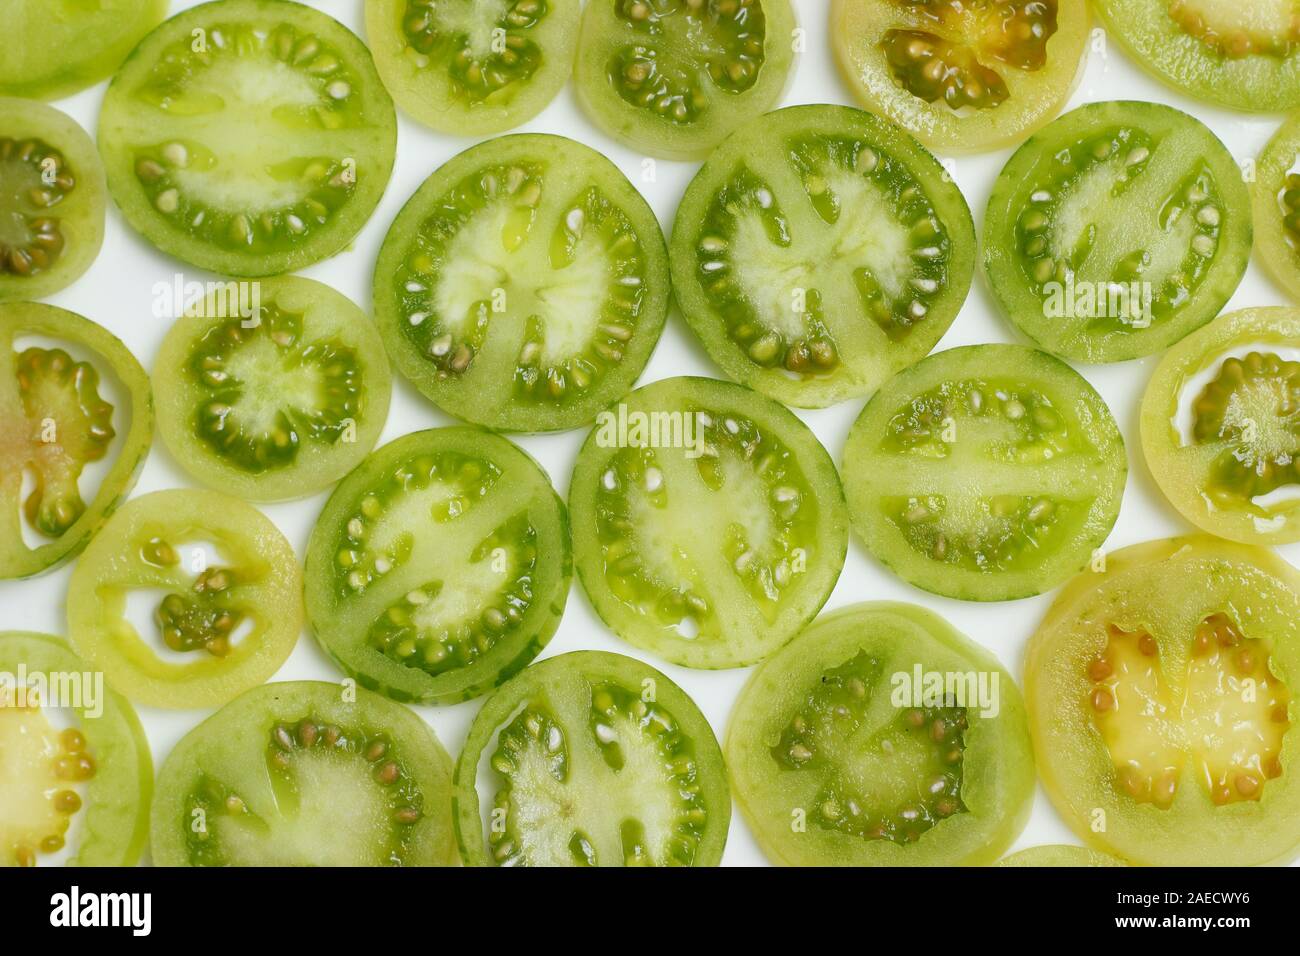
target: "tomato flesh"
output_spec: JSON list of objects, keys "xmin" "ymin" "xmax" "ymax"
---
[
  {"xmin": 1253, "ymin": 114, "xmax": 1300, "ymax": 302},
  {"xmin": 995, "ymin": 844, "xmax": 1126, "ymax": 866}
]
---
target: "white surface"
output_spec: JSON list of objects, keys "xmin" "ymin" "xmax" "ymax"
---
[{"xmin": 5, "ymin": 0, "xmax": 1300, "ymax": 867}]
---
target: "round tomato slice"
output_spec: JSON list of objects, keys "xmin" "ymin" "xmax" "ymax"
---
[
  {"xmin": 0, "ymin": 98, "xmax": 106, "ymax": 303},
  {"xmin": 67, "ymin": 489, "xmax": 303, "ymax": 710},
  {"xmin": 842, "ymin": 345, "xmax": 1126, "ymax": 602},
  {"xmin": 373, "ymin": 133, "xmax": 669, "ymax": 432},
  {"xmin": 1026, "ymin": 536, "xmax": 1300, "ymax": 867},
  {"xmin": 670, "ymin": 104, "xmax": 975, "ymax": 408},
  {"xmin": 365, "ymin": 0, "xmax": 579, "ymax": 135},
  {"xmin": 1253, "ymin": 114, "xmax": 1300, "ymax": 301},
  {"xmin": 726, "ymin": 602, "xmax": 1035, "ymax": 866},
  {"xmin": 569, "ymin": 376, "xmax": 847, "ymax": 668},
  {"xmin": 1142, "ymin": 308, "xmax": 1300, "ymax": 545},
  {"xmin": 574, "ymin": 0, "xmax": 797, "ymax": 160},
  {"xmin": 0, "ymin": 303, "xmax": 152, "ymax": 580},
  {"xmin": 453, "ymin": 650, "xmax": 729, "ymax": 866},
  {"xmin": 0, "ymin": 0, "xmax": 168, "ymax": 101},
  {"xmin": 984, "ymin": 100, "xmax": 1252, "ymax": 364},
  {"xmin": 154, "ymin": 275, "xmax": 392, "ymax": 502},
  {"xmin": 995, "ymin": 844, "xmax": 1126, "ymax": 866},
  {"xmin": 98, "ymin": 0, "xmax": 397, "ymax": 277},
  {"xmin": 151, "ymin": 680, "xmax": 457, "ymax": 866},
  {"xmin": 0, "ymin": 632, "xmax": 152, "ymax": 867},
  {"xmin": 830, "ymin": 0, "xmax": 1088, "ymax": 153},
  {"xmin": 305, "ymin": 427, "xmax": 571, "ymax": 705},
  {"xmin": 1095, "ymin": 0, "xmax": 1300, "ymax": 111}
]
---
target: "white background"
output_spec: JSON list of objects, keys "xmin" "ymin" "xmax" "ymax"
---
[{"xmin": 6, "ymin": 0, "xmax": 1300, "ymax": 866}]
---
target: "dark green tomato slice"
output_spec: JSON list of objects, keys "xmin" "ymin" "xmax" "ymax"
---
[
  {"xmin": 830, "ymin": 0, "xmax": 1089, "ymax": 153},
  {"xmin": 365, "ymin": 0, "xmax": 579, "ymax": 135},
  {"xmin": 1026, "ymin": 537, "xmax": 1300, "ymax": 867},
  {"xmin": 98, "ymin": 0, "xmax": 397, "ymax": 277},
  {"xmin": 0, "ymin": 303, "xmax": 152, "ymax": 579},
  {"xmin": 1095, "ymin": 0, "xmax": 1300, "ymax": 111},
  {"xmin": 1253, "ymin": 113, "xmax": 1300, "ymax": 301},
  {"xmin": 574, "ymin": 0, "xmax": 797, "ymax": 161},
  {"xmin": 727, "ymin": 602, "xmax": 1035, "ymax": 866},
  {"xmin": 154, "ymin": 275, "xmax": 392, "ymax": 502},
  {"xmin": 843, "ymin": 345, "xmax": 1126, "ymax": 602},
  {"xmin": 453, "ymin": 650, "xmax": 729, "ymax": 866},
  {"xmin": 0, "ymin": 99, "xmax": 106, "ymax": 302},
  {"xmin": 0, "ymin": 0, "xmax": 169, "ymax": 101},
  {"xmin": 984, "ymin": 100, "xmax": 1251, "ymax": 364},
  {"xmin": 373, "ymin": 133, "xmax": 669, "ymax": 432},
  {"xmin": 305, "ymin": 426, "xmax": 571, "ymax": 705},
  {"xmin": 151, "ymin": 680, "xmax": 457, "ymax": 866},
  {"xmin": 670, "ymin": 104, "xmax": 976, "ymax": 408},
  {"xmin": 0, "ymin": 632, "xmax": 152, "ymax": 867},
  {"xmin": 570, "ymin": 376, "xmax": 847, "ymax": 669},
  {"xmin": 67, "ymin": 489, "xmax": 303, "ymax": 709},
  {"xmin": 994, "ymin": 844, "xmax": 1126, "ymax": 866},
  {"xmin": 1142, "ymin": 308, "xmax": 1300, "ymax": 545}
]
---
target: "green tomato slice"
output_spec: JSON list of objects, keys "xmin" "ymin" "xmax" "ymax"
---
[
  {"xmin": 365, "ymin": 0, "xmax": 579, "ymax": 135},
  {"xmin": 305, "ymin": 426, "xmax": 571, "ymax": 705},
  {"xmin": 154, "ymin": 275, "xmax": 392, "ymax": 502},
  {"xmin": 726, "ymin": 602, "xmax": 1035, "ymax": 866},
  {"xmin": 151, "ymin": 680, "xmax": 457, "ymax": 866},
  {"xmin": 1253, "ymin": 113, "xmax": 1300, "ymax": 301},
  {"xmin": 670, "ymin": 104, "xmax": 975, "ymax": 408},
  {"xmin": 984, "ymin": 100, "xmax": 1251, "ymax": 364},
  {"xmin": 0, "ymin": 302, "xmax": 152, "ymax": 579},
  {"xmin": 843, "ymin": 344, "xmax": 1126, "ymax": 602},
  {"xmin": 98, "ymin": 0, "xmax": 397, "ymax": 277},
  {"xmin": 574, "ymin": 0, "xmax": 797, "ymax": 161},
  {"xmin": 569, "ymin": 375, "xmax": 847, "ymax": 668},
  {"xmin": 1026, "ymin": 536, "xmax": 1300, "ymax": 867},
  {"xmin": 1142, "ymin": 307, "xmax": 1300, "ymax": 545},
  {"xmin": 453, "ymin": 650, "xmax": 730, "ymax": 866},
  {"xmin": 0, "ymin": 98, "xmax": 106, "ymax": 303},
  {"xmin": 0, "ymin": 632, "xmax": 152, "ymax": 867},
  {"xmin": 373, "ymin": 133, "xmax": 669, "ymax": 432},
  {"xmin": 830, "ymin": 0, "xmax": 1089, "ymax": 153},
  {"xmin": 67, "ymin": 489, "xmax": 303, "ymax": 709},
  {"xmin": 994, "ymin": 844, "xmax": 1126, "ymax": 866},
  {"xmin": 0, "ymin": 0, "xmax": 169, "ymax": 101}
]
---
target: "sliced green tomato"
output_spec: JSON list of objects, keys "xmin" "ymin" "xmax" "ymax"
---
[
  {"xmin": 1253, "ymin": 114, "xmax": 1300, "ymax": 301},
  {"xmin": 1026, "ymin": 537, "xmax": 1300, "ymax": 867},
  {"xmin": 1142, "ymin": 308, "xmax": 1300, "ymax": 546},
  {"xmin": 0, "ymin": 632, "xmax": 152, "ymax": 867},
  {"xmin": 843, "ymin": 345, "xmax": 1126, "ymax": 602},
  {"xmin": 98, "ymin": 0, "xmax": 397, "ymax": 277},
  {"xmin": 1095, "ymin": 0, "xmax": 1300, "ymax": 111},
  {"xmin": 374, "ymin": 133, "xmax": 669, "ymax": 432},
  {"xmin": 0, "ymin": 99, "xmax": 106, "ymax": 302},
  {"xmin": 994, "ymin": 844, "xmax": 1126, "ymax": 866},
  {"xmin": 154, "ymin": 276, "xmax": 392, "ymax": 502},
  {"xmin": 453, "ymin": 650, "xmax": 729, "ymax": 866},
  {"xmin": 671, "ymin": 104, "xmax": 975, "ymax": 408},
  {"xmin": 569, "ymin": 376, "xmax": 847, "ymax": 669},
  {"xmin": 151, "ymin": 680, "xmax": 457, "ymax": 866},
  {"xmin": 984, "ymin": 100, "xmax": 1251, "ymax": 364},
  {"xmin": 0, "ymin": 0, "xmax": 169, "ymax": 101},
  {"xmin": 67, "ymin": 489, "xmax": 303, "ymax": 710},
  {"xmin": 727, "ymin": 602, "xmax": 1035, "ymax": 867},
  {"xmin": 0, "ymin": 303, "xmax": 152, "ymax": 579},
  {"xmin": 305, "ymin": 427, "xmax": 570, "ymax": 705},
  {"xmin": 830, "ymin": 0, "xmax": 1088, "ymax": 153},
  {"xmin": 365, "ymin": 0, "xmax": 579, "ymax": 135},
  {"xmin": 574, "ymin": 0, "xmax": 797, "ymax": 160}
]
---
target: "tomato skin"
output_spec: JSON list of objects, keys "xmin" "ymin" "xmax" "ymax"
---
[
  {"xmin": 0, "ymin": 303, "xmax": 153, "ymax": 580},
  {"xmin": 995, "ymin": 844, "xmax": 1126, "ymax": 866},
  {"xmin": 1253, "ymin": 114, "xmax": 1300, "ymax": 302},
  {"xmin": 1025, "ymin": 537, "xmax": 1300, "ymax": 867}
]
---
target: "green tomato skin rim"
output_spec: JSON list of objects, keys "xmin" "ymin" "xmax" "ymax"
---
[
  {"xmin": 0, "ymin": 631, "xmax": 153, "ymax": 867},
  {"xmin": 1253, "ymin": 114, "xmax": 1300, "ymax": 302},
  {"xmin": 452, "ymin": 650, "xmax": 731, "ymax": 867},
  {"xmin": 305, "ymin": 426, "xmax": 572, "ymax": 706},
  {"xmin": 0, "ymin": 303, "xmax": 154, "ymax": 580},
  {"xmin": 994, "ymin": 844, "xmax": 1127, "ymax": 866}
]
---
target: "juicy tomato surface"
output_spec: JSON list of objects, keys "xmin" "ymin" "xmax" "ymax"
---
[
  {"xmin": 1253, "ymin": 113, "xmax": 1300, "ymax": 301},
  {"xmin": 994, "ymin": 844, "xmax": 1126, "ymax": 866},
  {"xmin": 453, "ymin": 650, "xmax": 730, "ymax": 866}
]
